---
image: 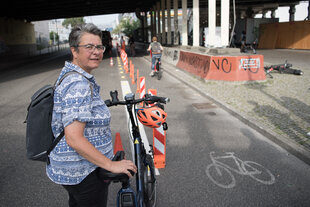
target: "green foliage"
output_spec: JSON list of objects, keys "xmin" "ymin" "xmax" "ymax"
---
[
  {"xmin": 112, "ymin": 16, "xmax": 140, "ymax": 36},
  {"xmin": 49, "ymin": 31, "xmax": 59, "ymax": 41},
  {"xmin": 62, "ymin": 17, "xmax": 85, "ymax": 29}
]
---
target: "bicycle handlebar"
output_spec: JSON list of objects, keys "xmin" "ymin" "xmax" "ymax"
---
[
  {"xmin": 105, "ymin": 90, "xmax": 170, "ymax": 107},
  {"xmin": 99, "ymin": 151, "xmax": 135, "ymax": 182}
]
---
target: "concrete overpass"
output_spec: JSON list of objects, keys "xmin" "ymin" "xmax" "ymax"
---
[{"xmin": 1, "ymin": 0, "xmax": 309, "ymax": 57}]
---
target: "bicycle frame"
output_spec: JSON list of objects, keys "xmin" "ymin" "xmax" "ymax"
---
[
  {"xmin": 154, "ymin": 57, "xmax": 160, "ymax": 72},
  {"xmin": 103, "ymin": 91, "xmax": 169, "ymax": 207},
  {"xmin": 125, "ymin": 96, "xmax": 147, "ymax": 206}
]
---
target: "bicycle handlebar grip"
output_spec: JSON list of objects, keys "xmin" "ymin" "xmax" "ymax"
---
[
  {"xmin": 110, "ymin": 90, "xmax": 119, "ymax": 104},
  {"xmin": 154, "ymin": 96, "xmax": 170, "ymax": 104},
  {"xmin": 160, "ymin": 97, "xmax": 170, "ymax": 104},
  {"xmin": 104, "ymin": 99, "xmax": 113, "ymax": 107}
]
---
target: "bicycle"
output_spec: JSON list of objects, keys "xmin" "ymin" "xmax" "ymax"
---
[
  {"xmin": 206, "ymin": 152, "xmax": 275, "ymax": 189},
  {"xmin": 264, "ymin": 60, "xmax": 303, "ymax": 78},
  {"xmin": 149, "ymin": 51, "xmax": 162, "ymax": 80},
  {"xmin": 100, "ymin": 91, "xmax": 169, "ymax": 207},
  {"xmin": 153, "ymin": 56, "xmax": 162, "ymax": 80}
]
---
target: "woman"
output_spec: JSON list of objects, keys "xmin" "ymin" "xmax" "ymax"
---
[
  {"xmin": 147, "ymin": 36, "xmax": 163, "ymax": 76},
  {"xmin": 47, "ymin": 23, "xmax": 137, "ymax": 207}
]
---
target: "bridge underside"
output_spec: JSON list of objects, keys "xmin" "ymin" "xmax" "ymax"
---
[{"xmin": 2, "ymin": 0, "xmax": 301, "ymax": 22}]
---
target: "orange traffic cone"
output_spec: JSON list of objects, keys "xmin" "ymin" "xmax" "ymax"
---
[
  {"xmin": 113, "ymin": 132, "xmax": 124, "ymax": 155},
  {"xmin": 110, "ymin": 57, "xmax": 113, "ymax": 66}
]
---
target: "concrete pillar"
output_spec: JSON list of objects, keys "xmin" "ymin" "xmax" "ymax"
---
[
  {"xmin": 182, "ymin": 0, "xmax": 188, "ymax": 46},
  {"xmin": 173, "ymin": 0, "xmax": 179, "ymax": 45},
  {"xmin": 271, "ymin": 9, "xmax": 276, "ymax": 18},
  {"xmin": 144, "ymin": 12, "xmax": 148, "ymax": 42},
  {"xmin": 221, "ymin": 0, "xmax": 229, "ymax": 47},
  {"xmin": 150, "ymin": 11, "xmax": 153, "ymax": 41},
  {"xmin": 167, "ymin": 0, "xmax": 172, "ymax": 45},
  {"xmin": 289, "ymin": 5, "xmax": 296, "ymax": 22},
  {"xmin": 208, "ymin": 0, "xmax": 216, "ymax": 47},
  {"xmin": 153, "ymin": 6, "xmax": 157, "ymax": 37},
  {"xmin": 262, "ymin": 10, "xmax": 267, "ymax": 18},
  {"xmin": 157, "ymin": 1, "xmax": 161, "ymax": 42},
  {"xmin": 161, "ymin": 0, "xmax": 166, "ymax": 45},
  {"xmin": 193, "ymin": 0, "xmax": 199, "ymax": 47}
]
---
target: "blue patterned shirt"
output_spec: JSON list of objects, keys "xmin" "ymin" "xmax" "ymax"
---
[{"xmin": 46, "ymin": 61, "xmax": 113, "ymax": 185}]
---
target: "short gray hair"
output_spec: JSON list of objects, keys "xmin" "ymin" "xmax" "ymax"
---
[{"xmin": 69, "ymin": 23, "xmax": 102, "ymax": 50}]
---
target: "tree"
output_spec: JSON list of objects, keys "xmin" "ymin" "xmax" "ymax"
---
[
  {"xmin": 49, "ymin": 31, "xmax": 59, "ymax": 44},
  {"xmin": 112, "ymin": 16, "xmax": 140, "ymax": 37},
  {"xmin": 62, "ymin": 17, "xmax": 85, "ymax": 29}
]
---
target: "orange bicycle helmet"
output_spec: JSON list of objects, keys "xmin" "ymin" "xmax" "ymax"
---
[{"xmin": 136, "ymin": 106, "xmax": 167, "ymax": 128}]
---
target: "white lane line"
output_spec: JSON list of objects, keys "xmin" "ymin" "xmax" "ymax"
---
[{"xmin": 120, "ymin": 80, "xmax": 160, "ymax": 175}]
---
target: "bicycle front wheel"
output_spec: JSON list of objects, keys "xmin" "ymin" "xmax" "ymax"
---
[
  {"xmin": 143, "ymin": 154, "xmax": 157, "ymax": 207},
  {"xmin": 242, "ymin": 161, "xmax": 275, "ymax": 185}
]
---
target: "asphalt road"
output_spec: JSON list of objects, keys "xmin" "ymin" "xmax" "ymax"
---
[{"xmin": 0, "ymin": 48, "xmax": 309, "ymax": 207}]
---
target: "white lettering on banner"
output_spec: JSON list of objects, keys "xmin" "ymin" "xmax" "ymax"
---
[{"xmin": 239, "ymin": 58, "xmax": 260, "ymax": 70}]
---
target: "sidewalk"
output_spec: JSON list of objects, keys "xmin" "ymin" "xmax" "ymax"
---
[{"xmin": 143, "ymin": 48, "xmax": 310, "ymax": 165}]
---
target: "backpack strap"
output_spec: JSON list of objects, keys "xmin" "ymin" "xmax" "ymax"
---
[
  {"xmin": 55, "ymin": 71, "xmax": 93, "ymax": 98},
  {"xmin": 46, "ymin": 131, "xmax": 64, "ymax": 165},
  {"xmin": 46, "ymin": 71, "xmax": 94, "ymax": 165}
]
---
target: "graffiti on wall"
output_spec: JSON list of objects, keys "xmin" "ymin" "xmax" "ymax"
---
[
  {"xmin": 211, "ymin": 58, "xmax": 232, "ymax": 73},
  {"xmin": 163, "ymin": 49, "xmax": 179, "ymax": 62},
  {"xmin": 178, "ymin": 51, "xmax": 210, "ymax": 76},
  {"xmin": 239, "ymin": 58, "xmax": 260, "ymax": 73}
]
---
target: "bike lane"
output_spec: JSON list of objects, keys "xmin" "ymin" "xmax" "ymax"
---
[
  {"xmin": 129, "ymin": 52, "xmax": 310, "ymax": 206},
  {"xmin": 98, "ymin": 47, "xmax": 309, "ymax": 206}
]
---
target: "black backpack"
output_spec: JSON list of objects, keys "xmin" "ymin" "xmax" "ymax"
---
[{"xmin": 25, "ymin": 71, "xmax": 92, "ymax": 164}]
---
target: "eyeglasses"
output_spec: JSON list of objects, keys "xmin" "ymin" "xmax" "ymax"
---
[{"xmin": 75, "ymin": 44, "xmax": 106, "ymax": 53}]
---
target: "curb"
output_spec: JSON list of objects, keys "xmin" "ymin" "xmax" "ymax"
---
[{"xmin": 143, "ymin": 55, "xmax": 310, "ymax": 166}]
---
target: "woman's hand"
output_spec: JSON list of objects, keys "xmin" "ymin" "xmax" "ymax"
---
[
  {"xmin": 65, "ymin": 121, "xmax": 137, "ymax": 178},
  {"xmin": 109, "ymin": 160, "xmax": 137, "ymax": 178}
]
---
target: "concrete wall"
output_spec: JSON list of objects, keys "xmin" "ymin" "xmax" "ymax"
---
[
  {"xmin": 0, "ymin": 18, "xmax": 36, "ymax": 56},
  {"xmin": 162, "ymin": 46, "xmax": 266, "ymax": 82}
]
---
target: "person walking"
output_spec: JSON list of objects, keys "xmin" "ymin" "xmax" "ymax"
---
[
  {"xmin": 147, "ymin": 36, "xmax": 163, "ymax": 76},
  {"xmin": 128, "ymin": 35, "xmax": 135, "ymax": 57},
  {"xmin": 120, "ymin": 36, "xmax": 125, "ymax": 50},
  {"xmin": 47, "ymin": 23, "xmax": 137, "ymax": 207}
]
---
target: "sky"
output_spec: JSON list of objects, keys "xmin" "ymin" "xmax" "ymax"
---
[
  {"xmin": 84, "ymin": 14, "xmax": 119, "ymax": 29},
  {"xmin": 83, "ymin": 1, "xmax": 309, "ymax": 28}
]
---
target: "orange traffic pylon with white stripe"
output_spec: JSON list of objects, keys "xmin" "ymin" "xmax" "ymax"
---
[
  {"xmin": 139, "ymin": 76, "xmax": 145, "ymax": 100},
  {"xmin": 110, "ymin": 57, "xmax": 113, "ymax": 66},
  {"xmin": 148, "ymin": 89, "xmax": 167, "ymax": 168},
  {"xmin": 131, "ymin": 64, "xmax": 135, "ymax": 85},
  {"xmin": 113, "ymin": 132, "xmax": 124, "ymax": 155},
  {"xmin": 136, "ymin": 69, "xmax": 140, "ymax": 93},
  {"xmin": 139, "ymin": 76, "xmax": 145, "ymax": 106}
]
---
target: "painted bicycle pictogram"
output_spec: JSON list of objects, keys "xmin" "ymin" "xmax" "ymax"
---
[{"xmin": 206, "ymin": 152, "xmax": 275, "ymax": 189}]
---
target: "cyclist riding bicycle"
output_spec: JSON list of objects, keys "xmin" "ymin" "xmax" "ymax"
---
[{"xmin": 147, "ymin": 36, "xmax": 163, "ymax": 77}]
